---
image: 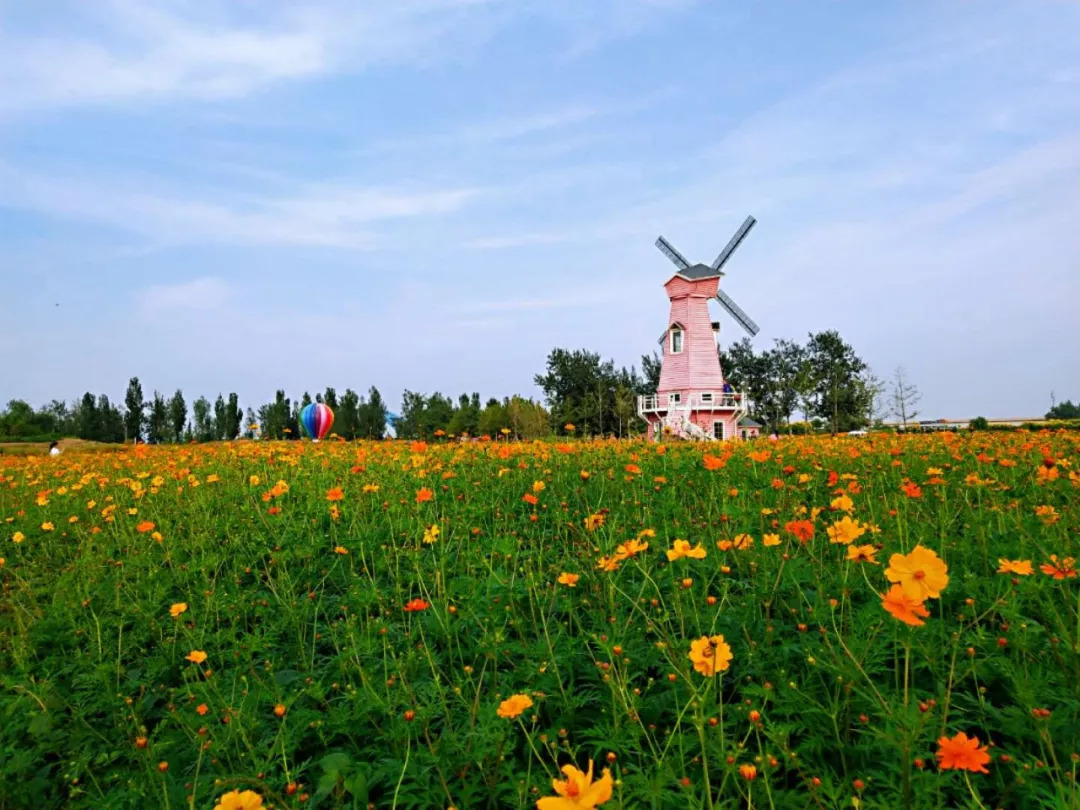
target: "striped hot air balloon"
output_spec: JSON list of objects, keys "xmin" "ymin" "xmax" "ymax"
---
[{"xmin": 299, "ymin": 402, "xmax": 334, "ymax": 441}]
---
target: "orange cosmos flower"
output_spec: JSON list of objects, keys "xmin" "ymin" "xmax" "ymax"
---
[
  {"xmin": 881, "ymin": 584, "xmax": 930, "ymax": 626},
  {"xmin": 213, "ymin": 790, "xmax": 264, "ymax": 810},
  {"xmin": 584, "ymin": 513, "xmax": 605, "ymax": 531},
  {"xmin": 846, "ymin": 544, "xmax": 879, "ymax": 564},
  {"xmin": 273, "ymin": 704, "xmax": 286, "ymax": 718},
  {"xmin": 595, "ymin": 555, "xmax": 620, "ymax": 573},
  {"xmin": 532, "ymin": 480, "xmax": 546, "ymax": 493},
  {"xmin": 739, "ymin": 764, "xmax": 758, "ymax": 781},
  {"xmin": 557, "ymin": 572, "xmax": 580, "ymax": 587},
  {"xmin": 997, "ymin": 559, "xmax": 1033, "ymax": 576},
  {"xmin": 936, "ymin": 731, "xmax": 991, "ymax": 773},
  {"xmin": 333, "ymin": 545, "xmax": 348, "ymax": 555},
  {"xmin": 1040, "ymin": 555, "xmax": 1077, "ymax": 579},
  {"xmin": 703, "ymin": 454, "xmax": 726, "ymax": 471},
  {"xmin": 169, "ymin": 602, "xmax": 188, "ymax": 618},
  {"xmin": 325, "ymin": 487, "xmax": 344, "ymax": 501},
  {"xmin": 537, "ymin": 760, "xmax": 612, "ymax": 810},
  {"xmin": 901, "ymin": 480, "xmax": 922, "ymax": 498},
  {"xmin": 185, "ymin": 650, "xmax": 208, "ymax": 664},
  {"xmin": 688, "ymin": 635, "xmax": 733, "ymax": 676},
  {"xmin": 762, "ymin": 533, "xmax": 781, "ymax": 547},
  {"xmin": 522, "ymin": 493, "xmax": 539, "ymax": 505},
  {"xmin": 830, "ymin": 493, "xmax": 854, "ymax": 513},
  {"xmin": 136, "ymin": 520, "xmax": 156, "ymax": 533},
  {"xmin": 196, "ymin": 703, "xmax": 208, "ymax": 716},
  {"xmin": 784, "ymin": 520, "xmax": 814, "ymax": 542},
  {"xmin": 496, "ymin": 693, "xmax": 533, "ymax": 719},
  {"xmin": 415, "ymin": 488, "xmax": 434, "ymax": 503},
  {"xmin": 666, "ymin": 539, "xmax": 707, "ymax": 562},
  {"xmin": 885, "ymin": 545, "xmax": 949, "ymax": 600},
  {"xmin": 1034, "ymin": 504, "xmax": 1060, "ymax": 524},
  {"xmin": 403, "ymin": 598, "xmax": 430, "ymax": 612},
  {"xmin": 410, "ymin": 441, "xmax": 427, "ymax": 453}
]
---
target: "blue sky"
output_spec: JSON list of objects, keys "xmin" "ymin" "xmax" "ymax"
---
[{"xmin": 1, "ymin": 0, "xmax": 1078, "ymax": 419}]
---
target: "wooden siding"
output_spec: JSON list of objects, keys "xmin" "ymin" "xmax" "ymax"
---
[{"xmin": 657, "ymin": 276, "xmax": 725, "ymax": 394}]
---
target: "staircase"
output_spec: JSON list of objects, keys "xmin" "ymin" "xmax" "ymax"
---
[{"xmin": 662, "ymin": 406, "xmax": 714, "ymax": 441}]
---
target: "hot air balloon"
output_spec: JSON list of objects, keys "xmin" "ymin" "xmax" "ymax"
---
[{"xmin": 300, "ymin": 402, "xmax": 334, "ymax": 441}]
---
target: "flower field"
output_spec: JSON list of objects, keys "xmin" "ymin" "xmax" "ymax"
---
[{"xmin": 1, "ymin": 432, "xmax": 1078, "ymax": 810}]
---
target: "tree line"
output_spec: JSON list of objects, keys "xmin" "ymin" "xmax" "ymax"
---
[{"xmin": 8, "ymin": 330, "xmax": 1034, "ymax": 443}]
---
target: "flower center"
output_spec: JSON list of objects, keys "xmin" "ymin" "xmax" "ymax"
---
[
  {"xmin": 913, "ymin": 570, "xmax": 926, "ymax": 580},
  {"xmin": 565, "ymin": 781, "xmax": 581, "ymax": 798}
]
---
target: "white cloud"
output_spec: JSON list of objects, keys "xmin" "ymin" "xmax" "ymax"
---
[
  {"xmin": 137, "ymin": 277, "xmax": 231, "ymax": 319},
  {"xmin": 0, "ymin": 0, "xmax": 505, "ymax": 111},
  {"xmin": 0, "ymin": 161, "xmax": 481, "ymax": 248}
]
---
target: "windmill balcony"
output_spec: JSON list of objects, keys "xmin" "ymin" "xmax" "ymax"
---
[{"xmin": 637, "ymin": 391, "xmax": 744, "ymax": 414}]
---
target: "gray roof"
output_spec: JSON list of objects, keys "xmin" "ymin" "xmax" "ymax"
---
[
  {"xmin": 738, "ymin": 416, "xmax": 763, "ymax": 427},
  {"xmin": 676, "ymin": 263, "xmax": 721, "ymax": 280}
]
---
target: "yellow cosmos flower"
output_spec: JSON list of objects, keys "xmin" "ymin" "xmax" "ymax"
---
[
  {"xmin": 997, "ymin": 558, "xmax": 1033, "ymax": 576},
  {"xmin": 169, "ymin": 602, "xmax": 188, "ymax": 618},
  {"xmin": 213, "ymin": 790, "xmax": 264, "ymax": 810},
  {"xmin": 826, "ymin": 516, "xmax": 866, "ymax": 545},
  {"xmin": 496, "ymin": 693, "xmax": 533, "ymax": 719},
  {"xmin": 185, "ymin": 650, "xmax": 207, "ymax": 664},
  {"xmin": 885, "ymin": 545, "xmax": 949, "ymax": 600},
  {"xmin": 666, "ymin": 539, "xmax": 707, "ymax": 562},
  {"xmin": 762, "ymin": 533, "xmax": 781, "ymax": 547},
  {"xmin": 41, "ymin": 522, "xmax": 54, "ymax": 532},
  {"xmin": 12, "ymin": 531, "xmax": 25, "ymax": 543},
  {"xmin": 557, "ymin": 572, "xmax": 580, "ymax": 587},
  {"xmin": 688, "ymin": 634, "xmax": 733, "ymax": 676},
  {"xmin": 537, "ymin": 760, "xmax": 612, "ymax": 810}
]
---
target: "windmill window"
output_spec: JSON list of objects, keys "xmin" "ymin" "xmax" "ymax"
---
[
  {"xmin": 669, "ymin": 393, "xmax": 682, "ymax": 405},
  {"xmin": 713, "ymin": 421, "xmax": 725, "ymax": 440},
  {"xmin": 700, "ymin": 393, "xmax": 713, "ymax": 404},
  {"xmin": 670, "ymin": 326, "xmax": 683, "ymax": 354}
]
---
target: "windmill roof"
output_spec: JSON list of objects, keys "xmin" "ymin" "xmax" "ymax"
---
[
  {"xmin": 676, "ymin": 263, "xmax": 721, "ymax": 280},
  {"xmin": 738, "ymin": 416, "xmax": 763, "ymax": 428}
]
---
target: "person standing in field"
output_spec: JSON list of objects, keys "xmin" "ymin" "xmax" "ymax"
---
[{"xmin": 49, "ymin": 441, "xmax": 61, "ymax": 456}]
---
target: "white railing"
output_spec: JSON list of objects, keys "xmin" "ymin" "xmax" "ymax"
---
[{"xmin": 637, "ymin": 391, "xmax": 744, "ymax": 413}]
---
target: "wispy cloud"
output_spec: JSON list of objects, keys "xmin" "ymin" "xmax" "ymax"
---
[
  {"xmin": 0, "ymin": 161, "xmax": 481, "ymax": 248},
  {"xmin": 0, "ymin": 0, "xmax": 504, "ymax": 112},
  {"xmin": 137, "ymin": 277, "xmax": 231, "ymax": 319}
]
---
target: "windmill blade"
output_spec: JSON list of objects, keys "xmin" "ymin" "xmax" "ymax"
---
[
  {"xmin": 655, "ymin": 235, "xmax": 691, "ymax": 271},
  {"xmin": 711, "ymin": 215, "xmax": 756, "ymax": 271},
  {"xmin": 657, "ymin": 329, "xmax": 668, "ymax": 346},
  {"xmin": 716, "ymin": 289, "xmax": 760, "ymax": 336}
]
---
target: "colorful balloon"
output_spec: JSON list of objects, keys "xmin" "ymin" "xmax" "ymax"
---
[{"xmin": 300, "ymin": 402, "xmax": 334, "ymax": 441}]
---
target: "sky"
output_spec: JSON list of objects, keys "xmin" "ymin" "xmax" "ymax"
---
[{"xmin": 1, "ymin": 0, "xmax": 1078, "ymax": 420}]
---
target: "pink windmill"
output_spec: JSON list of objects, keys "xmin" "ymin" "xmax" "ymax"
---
[{"xmin": 637, "ymin": 215, "xmax": 762, "ymax": 441}]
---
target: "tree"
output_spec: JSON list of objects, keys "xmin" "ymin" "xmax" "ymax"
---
[
  {"xmin": 224, "ymin": 393, "xmax": 242, "ymax": 440},
  {"xmin": 640, "ymin": 351, "xmax": 662, "ymax": 394},
  {"xmin": 890, "ymin": 366, "xmax": 922, "ymax": 429},
  {"xmin": 447, "ymin": 393, "xmax": 481, "ymax": 437},
  {"xmin": 323, "ymin": 387, "xmax": 339, "ymax": 412},
  {"xmin": 534, "ymin": 348, "xmax": 642, "ymax": 436},
  {"xmin": 805, "ymin": 331, "xmax": 870, "ymax": 433},
  {"xmin": 477, "ymin": 398, "xmax": 510, "ymax": 437},
  {"xmin": 98, "ymin": 395, "xmax": 125, "ymax": 442},
  {"xmin": 147, "ymin": 392, "xmax": 168, "ymax": 444},
  {"xmin": 193, "ymin": 397, "xmax": 214, "ymax": 442},
  {"xmin": 124, "ymin": 377, "xmax": 144, "ymax": 442},
  {"xmin": 167, "ymin": 390, "xmax": 187, "ymax": 443},
  {"xmin": 338, "ymin": 389, "xmax": 361, "ymax": 439},
  {"xmin": 243, "ymin": 407, "xmax": 258, "ymax": 439},
  {"xmin": 257, "ymin": 391, "xmax": 290, "ymax": 440},
  {"xmin": 860, "ymin": 371, "xmax": 887, "ymax": 427},
  {"xmin": 75, "ymin": 393, "xmax": 99, "ymax": 441},
  {"xmin": 212, "ymin": 395, "xmax": 227, "ymax": 441},
  {"xmin": 1046, "ymin": 399, "xmax": 1080, "ymax": 419},
  {"xmin": 357, "ymin": 387, "xmax": 387, "ymax": 439},
  {"xmin": 506, "ymin": 396, "xmax": 550, "ymax": 439}
]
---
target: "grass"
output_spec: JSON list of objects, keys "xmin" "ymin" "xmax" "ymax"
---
[{"xmin": 0, "ymin": 432, "xmax": 1078, "ymax": 809}]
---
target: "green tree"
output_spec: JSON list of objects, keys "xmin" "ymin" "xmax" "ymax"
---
[
  {"xmin": 257, "ymin": 391, "xmax": 290, "ymax": 440},
  {"xmin": 212, "ymin": 395, "xmax": 227, "ymax": 441},
  {"xmin": 124, "ymin": 377, "xmax": 144, "ymax": 442},
  {"xmin": 147, "ymin": 392, "xmax": 168, "ymax": 444},
  {"xmin": 168, "ymin": 390, "xmax": 187, "ymax": 443},
  {"xmin": 75, "ymin": 393, "xmax": 100, "ymax": 441},
  {"xmin": 338, "ymin": 389, "xmax": 361, "ymax": 439},
  {"xmin": 224, "ymin": 393, "xmax": 242, "ymax": 440},
  {"xmin": 477, "ymin": 398, "xmax": 510, "ymax": 437},
  {"xmin": 806, "ymin": 330, "xmax": 870, "ymax": 433},
  {"xmin": 99, "ymin": 395, "xmax": 125, "ymax": 442},
  {"xmin": 1046, "ymin": 399, "xmax": 1080, "ymax": 419},
  {"xmin": 534, "ymin": 348, "xmax": 641, "ymax": 436},
  {"xmin": 193, "ymin": 397, "xmax": 214, "ymax": 442},
  {"xmin": 358, "ymin": 387, "xmax": 388, "ymax": 439}
]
